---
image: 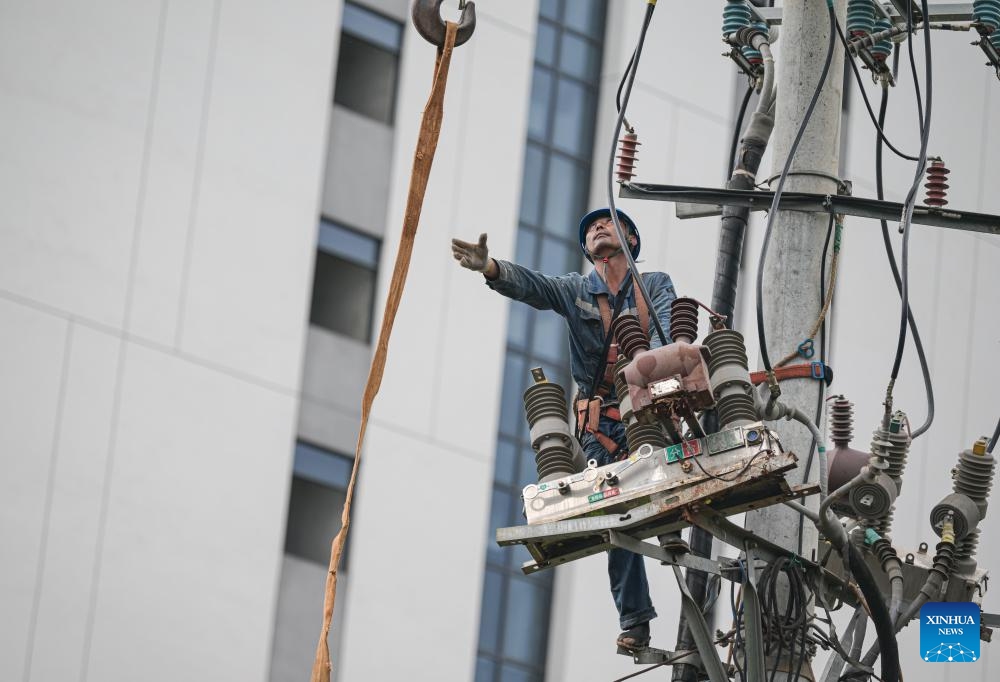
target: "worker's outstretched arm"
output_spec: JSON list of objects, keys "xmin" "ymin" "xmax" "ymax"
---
[
  {"xmin": 451, "ymin": 233, "xmax": 498, "ymax": 279},
  {"xmin": 451, "ymin": 232, "xmax": 576, "ymax": 316}
]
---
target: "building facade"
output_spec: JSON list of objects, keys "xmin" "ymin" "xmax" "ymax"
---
[{"xmin": 2, "ymin": 1, "xmax": 998, "ymax": 681}]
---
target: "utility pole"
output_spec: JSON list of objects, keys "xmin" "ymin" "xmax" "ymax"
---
[{"xmin": 743, "ymin": 0, "xmax": 845, "ymax": 676}]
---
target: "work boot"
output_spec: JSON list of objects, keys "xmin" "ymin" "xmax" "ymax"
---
[{"xmin": 616, "ymin": 621, "xmax": 650, "ymax": 651}]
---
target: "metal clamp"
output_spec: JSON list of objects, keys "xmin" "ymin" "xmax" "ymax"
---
[{"xmin": 411, "ymin": 0, "xmax": 476, "ymax": 47}]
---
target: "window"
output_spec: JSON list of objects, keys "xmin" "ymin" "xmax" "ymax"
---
[
  {"xmin": 333, "ymin": 2, "xmax": 403, "ymax": 124},
  {"xmin": 310, "ymin": 219, "xmax": 380, "ymax": 343},
  {"xmin": 284, "ymin": 441, "xmax": 354, "ymax": 565}
]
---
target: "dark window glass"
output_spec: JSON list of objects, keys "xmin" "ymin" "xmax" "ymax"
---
[
  {"xmin": 518, "ymin": 443, "xmax": 538, "ymax": 488},
  {"xmin": 494, "ymin": 438, "xmax": 519, "ymax": 486},
  {"xmin": 499, "ymin": 663, "xmax": 537, "ymax": 682},
  {"xmin": 519, "ymin": 145, "xmax": 546, "ymax": 226},
  {"xmin": 539, "ymin": 235, "xmax": 575, "ymax": 276},
  {"xmin": 559, "ymin": 32, "xmax": 600, "ymax": 81},
  {"xmin": 333, "ymin": 3, "xmax": 402, "ymax": 124},
  {"xmin": 530, "ymin": 305, "xmax": 565, "ymax": 362},
  {"xmin": 507, "ymin": 303, "xmax": 530, "ymax": 349},
  {"xmin": 487, "ymin": 488, "xmax": 514, "ymax": 566},
  {"xmin": 310, "ymin": 221, "xmax": 380, "ymax": 342},
  {"xmin": 478, "ymin": 568, "xmax": 504, "ymax": 650},
  {"xmin": 527, "ymin": 68, "xmax": 553, "ymax": 140},
  {"xmin": 284, "ymin": 443, "xmax": 353, "ymax": 565},
  {"xmin": 539, "ymin": 0, "xmax": 560, "ymax": 21},
  {"xmin": 543, "ymin": 155, "xmax": 587, "ymax": 233},
  {"xmin": 475, "ymin": 656, "xmax": 497, "ymax": 682},
  {"xmin": 564, "ymin": 0, "xmax": 604, "ymax": 37},
  {"xmin": 535, "ymin": 21, "xmax": 557, "ymax": 67},
  {"xmin": 502, "ymin": 575, "xmax": 550, "ymax": 664},
  {"xmin": 552, "ymin": 77, "xmax": 594, "ymax": 156},
  {"xmin": 514, "ymin": 228, "xmax": 538, "ymax": 271},
  {"xmin": 499, "ymin": 353, "xmax": 528, "ymax": 437}
]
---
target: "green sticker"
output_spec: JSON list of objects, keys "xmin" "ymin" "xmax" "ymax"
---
[{"xmin": 666, "ymin": 444, "xmax": 682, "ymax": 463}]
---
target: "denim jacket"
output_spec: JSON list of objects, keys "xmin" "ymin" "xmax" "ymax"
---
[{"xmin": 486, "ymin": 260, "xmax": 677, "ymax": 400}]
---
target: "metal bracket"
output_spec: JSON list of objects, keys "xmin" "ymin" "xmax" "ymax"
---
[
  {"xmin": 672, "ymin": 565, "xmax": 731, "ymax": 682},
  {"xmin": 621, "ymin": 182, "xmax": 1000, "ymax": 237},
  {"xmin": 742, "ymin": 545, "xmax": 768, "ymax": 682}
]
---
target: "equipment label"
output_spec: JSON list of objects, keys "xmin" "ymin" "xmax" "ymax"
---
[{"xmin": 588, "ymin": 488, "xmax": 620, "ymax": 504}]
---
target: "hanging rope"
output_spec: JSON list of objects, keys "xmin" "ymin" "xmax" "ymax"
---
[{"xmin": 310, "ymin": 20, "xmax": 460, "ymax": 682}]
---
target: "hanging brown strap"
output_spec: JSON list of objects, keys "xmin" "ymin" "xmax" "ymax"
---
[{"xmin": 310, "ymin": 22, "xmax": 459, "ymax": 682}]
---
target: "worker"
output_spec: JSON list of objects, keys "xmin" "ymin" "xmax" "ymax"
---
[{"xmin": 451, "ymin": 208, "xmax": 677, "ymax": 651}]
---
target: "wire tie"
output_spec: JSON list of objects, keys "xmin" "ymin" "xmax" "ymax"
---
[{"xmin": 797, "ymin": 338, "xmax": 815, "ymax": 359}]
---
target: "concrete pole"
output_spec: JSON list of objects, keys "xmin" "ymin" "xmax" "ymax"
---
[{"xmin": 744, "ymin": 0, "xmax": 845, "ymax": 675}]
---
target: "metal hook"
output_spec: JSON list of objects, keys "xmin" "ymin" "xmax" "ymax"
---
[{"xmin": 411, "ymin": 0, "xmax": 476, "ymax": 47}]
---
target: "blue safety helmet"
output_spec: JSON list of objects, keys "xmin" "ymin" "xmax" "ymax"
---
[{"xmin": 578, "ymin": 208, "xmax": 641, "ymax": 263}]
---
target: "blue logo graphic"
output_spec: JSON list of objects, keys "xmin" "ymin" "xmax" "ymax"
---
[{"xmin": 919, "ymin": 602, "xmax": 980, "ymax": 662}]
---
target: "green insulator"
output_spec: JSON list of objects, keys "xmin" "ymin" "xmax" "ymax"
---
[
  {"xmin": 846, "ymin": 0, "xmax": 876, "ymax": 37},
  {"xmin": 870, "ymin": 18, "xmax": 893, "ymax": 62},
  {"xmin": 974, "ymin": 0, "xmax": 1000, "ymax": 32},
  {"xmin": 722, "ymin": 0, "xmax": 752, "ymax": 38}
]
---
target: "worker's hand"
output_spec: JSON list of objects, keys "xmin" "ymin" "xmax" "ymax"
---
[{"xmin": 451, "ymin": 233, "xmax": 491, "ymax": 273}]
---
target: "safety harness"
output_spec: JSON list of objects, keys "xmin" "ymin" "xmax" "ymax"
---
[{"xmin": 575, "ymin": 274, "xmax": 650, "ymax": 457}]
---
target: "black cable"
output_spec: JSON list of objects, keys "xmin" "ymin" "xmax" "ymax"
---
[
  {"xmin": 756, "ymin": 4, "xmax": 838, "ymax": 374},
  {"xmin": 846, "ymin": 542, "xmax": 900, "ymax": 682},
  {"xmin": 987, "ymin": 415, "xmax": 1000, "ymax": 454},
  {"xmin": 690, "ymin": 446, "xmax": 771, "ymax": 483},
  {"xmin": 729, "ymin": 83, "xmax": 756, "ymax": 177},
  {"xmin": 796, "ymin": 210, "xmax": 836, "ymax": 555},
  {"xmin": 605, "ymin": 1, "xmax": 668, "ymax": 347},
  {"xmin": 889, "ymin": 0, "xmax": 934, "ymax": 385},
  {"xmin": 616, "ymin": 48, "xmax": 635, "ymax": 114},
  {"xmin": 832, "ymin": 17, "xmax": 918, "ymax": 161},
  {"xmin": 874, "ymin": 83, "xmax": 935, "ymax": 438}
]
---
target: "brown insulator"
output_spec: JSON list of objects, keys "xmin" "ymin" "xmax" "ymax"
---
[
  {"xmin": 670, "ymin": 297, "xmax": 699, "ymax": 344},
  {"xmin": 616, "ymin": 132, "xmax": 640, "ymax": 183},
  {"xmin": 923, "ymin": 157, "xmax": 951, "ymax": 207},
  {"xmin": 613, "ymin": 355, "xmax": 631, "ymax": 404},
  {"xmin": 611, "ymin": 314, "xmax": 649, "ymax": 359},
  {"xmin": 828, "ymin": 396, "xmax": 854, "ymax": 447}
]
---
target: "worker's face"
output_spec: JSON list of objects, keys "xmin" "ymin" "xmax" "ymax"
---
[{"xmin": 585, "ymin": 217, "xmax": 634, "ymax": 257}]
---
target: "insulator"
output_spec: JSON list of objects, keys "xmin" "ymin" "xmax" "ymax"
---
[
  {"xmin": 849, "ymin": 474, "xmax": 897, "ymax": 520},
  {"xmin": 828, "ymin": 396, "xmax": 855, "ymax": 446},
  {"xmin": 949, "ymin": 440, "xmax": 996, "ymax": 571},
  {"xmin": 742, "ymin": 21, "xmax": 768, "ymax": 64},
  {"xmin": 930, "ymin": 539, "xmax": 956, "ymax": 581},
  {"xmin": 703, "ymin": 329, "xmax": 758, "ymax": 428},
  {"xmin": 670, "ymin": 297, "xmax": 699, "ymax": 344},
  {"xmin": 616, "ymin": 132, "xmax": 640, "ymax": 183},
  {"xmin": 722, "ymin": 0, "xmax": 753, "ymax": 39},
  {"xmin": 613, "ymin": 355, "xmax": 631, "ymax": 404},
  {"xmin": 611, "ymin": 314, "xmax": 648, "ymax": 360},
  {"xmin": 877, "ymin": 412, "xmax": 910, "ymax": 489},
  {"xmin": 871, "ymin": 536, "xmax": 899, "ymax": 571},
  {"xmin": 717, "ymin": 393, "xmax": 758, "ymax": 426},
  {"xmin": 523, "ymin": 377, "xmax": 576, "ymax": 481},
  {"xmin": 847, "ymin": 0, "xmax": 876, "ymax": 38},
  {"xmin": 523, "ymin": 381, "xmax": 568, "ymax": 425},
  {"xmin": 626, "ymin": 422, "xmax": 669, "ymax": 453},
  {"xmin": 923, "ymin": 157, "xmax": 951, "ymax": 207},
  {"xmin": 703, "ymin": 329, "xmax": 749, "ymax": 374},
  {"xmin": 974, "ymin": 0, "xmax": 1000, "ymax": 33},
  {"xmin": 870, "ymin": 18, "xmax": 893, "ymax": 62}
]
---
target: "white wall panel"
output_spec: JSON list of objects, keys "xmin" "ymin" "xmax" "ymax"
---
[
  {"xmin": 177, "ymin": 0, "xmax": 336, "ymax": 388},
  {"xmin": 371, "ymin": 11, "xmax": 533, "ymax": 453},
  {"xmin": 127, "ymin": 0, "xmax": 219, "ymax": 345},
  {"xmin": 0, "ymin": 299, "xmax": 68, "ymax": 682},
  {"xmin": 0, "ymin": 1, "xmax": 161, "ymax": 328},
  {"xmin": 26, "ymin": 323, "xmax": 120, "ymax": 682},
  {"xmin": 339, "ymin": 426, "xmax": 491, "ymax": 681},
  {"xmin": 84, "ymin": 343, "xmax": 295, "ymax": 682}
]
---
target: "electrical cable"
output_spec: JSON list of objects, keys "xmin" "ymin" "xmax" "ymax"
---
[
  {"xmin": 987, "ymin": 415, "xmax": 1000, "ymax": 454},
  {"xmin": 874, "ymin": 83, "xmax": 935, "ymax": 438},
  {"xmin": 690, "ymin": 445, "xmax": 772, "ymax": 483},
  {"xmin": 605, "ymin": 0, "xmax": 668, "ymax": 347},
  {"xmin": 832, "ymin": 16, "xmax": 918, "ymax": 161},
  {"xmin": 846, "ymin": 542, "xmax": 900, "ymax": 682},
  {"xmin": 796, "ymin": 209, "xmax": 836, "ymax": 555},
  {"xmin": 729, "ymin": 83, "xmax": 757, "ymax": 178},
  {"xmin": 755, "ymin": 3, "xmax": 838, "ymax": 375}
]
